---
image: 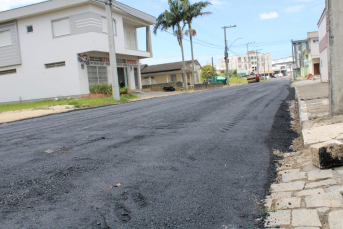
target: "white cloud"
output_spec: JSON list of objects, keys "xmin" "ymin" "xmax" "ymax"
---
[
  {"xmin": 285, "ymin": 5, "xmax": 305, "ymax": 13},
  {"xmin": 0, "ymin": 0, "xmax": 47, "ymax": 12},
  {"xmin": 259, "ymin": 12, "xmax": 279, "ymax": 20}
]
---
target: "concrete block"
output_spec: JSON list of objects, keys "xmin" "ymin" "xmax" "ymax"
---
[
  {"xmin": 328, "ymin": 210, "xmax": 343, "ymax": 229},
  {"xmin": 305, "ymin": 192, "xmax": 343, "ymax": 208},
  {"xmin": 316, "ymin": 207, "xmax": 330, "ymax": 213},
  {"xmin": 282, "ymin": 172, "xmax": 307, "ymax": 182},
  {"xmin": 295, "ymin": 188, "xmax": 325, "ymax": 197},
  {"xmin": 292, "ymin": 209, "xmax": 321, "ymax": 227},
  {"xmin": 324, "ymin": 185, "xmax": 343, "ymax": 193},
  {"xmin": 271, "ymin": 181, "xmax": 305, "ymax": 192},
  {"xmin": 270, "ymin": 192, "xmax": 292, "ymax": 199},
  {"xmin": 308, "ymin": 170, "xmax": 334, "ymax": 180},
  {"xmin": 310, "ymin": 140, "xmax": 343, "ymax": 169},
  {"xmin": 265, "ymin": 210, "xmax": 291, "ymax": 227},
  {"xmin": 305, "ymin": 179, "xmax": 337, "ymax": 189},
  {"xmin": 275, "ymin": 197, "xmax": 301, "ymax": 209}
]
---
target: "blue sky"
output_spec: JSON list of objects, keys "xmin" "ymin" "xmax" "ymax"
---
[{"xmin": 1, "ymin": 0, "xmax": 325, "ymax": 66}]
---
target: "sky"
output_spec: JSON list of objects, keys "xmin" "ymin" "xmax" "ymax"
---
[{"xmin": 0, "ymin": 0, "xmax": 325, "ymax": 67}]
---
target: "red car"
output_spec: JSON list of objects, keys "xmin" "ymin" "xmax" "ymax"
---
[{"xmin": 247, "ymin": 73, "xmax": 260, "ymax": 83}]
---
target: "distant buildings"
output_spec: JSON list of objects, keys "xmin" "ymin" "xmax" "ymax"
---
[
  {"xmin": 272, "ymin": 57, "xmax": 293, "ymax": 77},
  {"xmin": 218, "ymin": 52, "xmax": 272, "ymax": 76}
]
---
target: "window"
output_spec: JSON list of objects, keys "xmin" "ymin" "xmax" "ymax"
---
[
  {"xmin": 90, "ymin": 57, "xmax": 102, "ymax": 61},
  {"xmin": 313, "ymin": 39, "xmax": 319, "ymax": 43},
  {"xmin": 125, "ymin": 29, "xmax": 137, "ymax": 50},
  {"xmin": 87, "ymin": 66, "xmax": 108, "ymax": 85},
  {"xmin": 0, "ymin": 69, "xmax": 16, "ymax": 75},
  {"xmin": 171, "ymin": 74, "xmax": 177, "ymax": 82},
  {"xmin": 101, "ymin": 17, "xmax": 116, "ymax": 35},
  {"xmin": 52, "ymin": 18, "xmax": 70, "ymax": 37},
  {"xmin": 45, "ymin": 61, "xmax": 66, "ymax": 68},
  {"xmin": 0, "ymin": 30, "xmax": 11, "ymax": 47},
  {"xmin": 27, "ymin": 25, "xmax": 33, "ymax": 33}
]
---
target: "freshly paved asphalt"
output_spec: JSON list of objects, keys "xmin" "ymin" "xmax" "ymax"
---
[{"xmin": 0, "ymin": 79, "xmax": 293, "ymax": 228}]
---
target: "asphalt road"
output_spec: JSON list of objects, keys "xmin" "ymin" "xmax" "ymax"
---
[{"xmin": 0, "ymin": 78, "xmax": 295, "ymax": 228}]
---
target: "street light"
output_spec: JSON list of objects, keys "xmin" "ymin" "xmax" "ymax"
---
[{"xmin": 228, "ymin": 36, "xmax": 243, "ymax": 51}]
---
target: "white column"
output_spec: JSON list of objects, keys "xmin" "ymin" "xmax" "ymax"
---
[
  {"xmin": 137, "ymin": 64, "xmax": 142, "ymax": 90},
  {"xmin": 128, "ymin": 67, "xmax": 136, "ymax": 90},
  {"xmin": 146, "ymin": 26, "xmax": 153, "ymax": 57}
]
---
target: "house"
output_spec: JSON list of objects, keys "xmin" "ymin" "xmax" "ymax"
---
[
  {"xmin": 304, "ymin": 31, "xmax": 320, "ymax": 77},
  {"xmin": 318, "ymin": 8, "xmax": 328, "ymax": 82},
  {"xmin": 0, "ymin": 0, "xmax": 155, "ymax": 104},
  {"xmin": 220, "ymin": 52, "xmax": 272, "ymax": 76},
  {"xmin": 292, "ymin": 39, "xmax": 309, "ymax": 77},
  {"xmin": 140, "ymin": 60, "xmax": 201, "ymax": 85}
]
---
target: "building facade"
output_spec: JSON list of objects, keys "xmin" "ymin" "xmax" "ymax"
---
[
  {"xmin": 305, "ymin": 31, "xmax": 320, "ymax": 77},
  {"xmin": 292, "ymin": 39, "xmax": 309, "ymax": 78},
  {"xmin": 141, "ymin": 60, "xmax": 201, "ymax": 85},
  {"xmin": 272, "ymin": 57, "xmax": 294, "ymax": 77},
  {"xmin": 318, "ymin": 8, "xmax": 328, "ymax": 82},
  {"xmin": 219, "ymin": 52, "xmax": 272, "ymax": 76},
  {"xmin": 0, "ymin": 0, "xmax": 155, "ymax": 104}
]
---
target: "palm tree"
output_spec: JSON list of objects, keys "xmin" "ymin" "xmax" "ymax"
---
[
  {"xmin": 182, "ymin": 0, "xmax": 211, "ymax": 86},
  {"xmin": 154, "ymin": 0, "xmax": 188, "ymax": 89}
]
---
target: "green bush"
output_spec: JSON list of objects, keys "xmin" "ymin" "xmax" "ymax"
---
[
  {"xmin": 90, "ymin": 84, "xmax": 129, "ymax": 95},
  {"xmin": 119, "ymin": 86, "xmax": 128, "ymax": 94},
  {"xmin": 89, "ymin": 84, "xmax": 112, "ymax": 95}
]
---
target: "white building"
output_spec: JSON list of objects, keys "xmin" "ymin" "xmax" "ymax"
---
[
  {"xmin": 272, "ymin": 57, "xmax": 294, "ymax": 77},
  {"xmin": 219, "ymin": 52, "xmax": 272, "ymax": 76},
  {"xmin": 0, "ymin": 0, "xmax": 155, "ymax": 104},
  {"xmin": 318, "ymin": 8, "xmax": 328, "ymax": 82}
]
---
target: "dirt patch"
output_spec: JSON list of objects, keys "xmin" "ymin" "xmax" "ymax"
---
[{"xmin": 0, "ymin": 105, "xmax": 74, "ymax": 123}]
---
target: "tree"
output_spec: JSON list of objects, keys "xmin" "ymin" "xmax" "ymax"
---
[
  {"xmin": 154, "ymin": 0, "xmax": 188, "ymax": 89},
  {"xmin": 182, "ymin": 0, "xmax": 211, "ymax": 85},
  {"xmin": 200, "ymin": 65, "xmax": 216, "ymax": 80}
]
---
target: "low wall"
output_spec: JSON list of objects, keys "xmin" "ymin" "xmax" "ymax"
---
[
  {"xmin": 194, "ymin": 82, "xmax": 223, "ymax": 90},
  {"xmin": 143, "ymin": 82, "xmax": 183, "ymax": 89}
]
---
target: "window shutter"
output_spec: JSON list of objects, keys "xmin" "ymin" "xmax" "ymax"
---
[
  {"xmin": 130, "ymin": 31, "xmax": 136, "ymax": 50},
  {"xmin": 0, "ymin": 30, "xmax": 12, "ymax": 47},
  {"xmin": 125, "ymin": 30, "xmax": 130, "ymax": 48},
  {"xmin": 53, "ymin": 18, "xmax": 70, "ymax": 37}
]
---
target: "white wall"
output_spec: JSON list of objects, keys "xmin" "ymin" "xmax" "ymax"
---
[{"xmin": 0, "ymin": 3, "xmax": 150, "ymax": 103}]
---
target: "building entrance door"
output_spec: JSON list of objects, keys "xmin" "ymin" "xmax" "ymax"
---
[
  {"xmin": 117, "ymin": 68, "xmax": 128, "ymax": 87},
  {"xmin": 314, "ymin": 63, "xmax": 320, "ymax": 75}
]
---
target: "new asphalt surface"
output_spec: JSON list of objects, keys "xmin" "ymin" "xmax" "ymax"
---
[{"xmin": 0, "ymin": 78, "xmax": 295, "ymax": 228}]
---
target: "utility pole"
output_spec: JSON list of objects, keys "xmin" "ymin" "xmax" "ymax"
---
[
  {"xmin": 222, "ymin": 25, "xmax": 236, "ymax": 86},
  {"xmin": 267, "ymin": 56, "xmax": 269, "ymax": 78},
  {"xmin": 264, "ymin": 54, "xmax": 266, "ymax": 79},
  {"xmin": 245, "ymin": 42, "xmax": 255, "ymax": 73},
  {"xmin": 105, "ymin": 0, "xmax": 120, "ymax": 100}
]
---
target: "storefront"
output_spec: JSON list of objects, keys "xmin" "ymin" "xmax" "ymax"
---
[{"xmin": 78, "ymin": 53, "xmax": 141, "ymax": 91}]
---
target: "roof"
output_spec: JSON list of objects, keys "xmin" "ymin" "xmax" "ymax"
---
[
  {"xmin": 292, "ymin": 39, "xmax": 308, "ymax": 44},
  {"xmin": 318, "ymin": 8, "xmax": 326, "ymax": 26},
  {"xmin": 141, "ymin": 60, "xmax": 201, "ymax": 76},
  {"xmin": 0, "ymin": 0, "xmax": 156, "ymax": 25}
]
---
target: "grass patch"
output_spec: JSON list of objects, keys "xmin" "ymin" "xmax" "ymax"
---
[
  {"xmin": 0, "ymin": 93, "xmax": 138, "ymax": 113},
  {"xmin": 229, "ymin": 77, "xmax": 248, "ymax": 86}
]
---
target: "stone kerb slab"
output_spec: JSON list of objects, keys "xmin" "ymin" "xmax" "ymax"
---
[{"xmin": 310, "ymin": 140, "xmax": 343, "ymax": 169}]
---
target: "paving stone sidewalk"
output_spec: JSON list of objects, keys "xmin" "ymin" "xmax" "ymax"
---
[
  {"xmin": 264, "ymin": 150, "xmax": 343, "ymax": 229},
  {"xmin": 264, "ymin": 78, "xmax": 343, "ymax": 229}
]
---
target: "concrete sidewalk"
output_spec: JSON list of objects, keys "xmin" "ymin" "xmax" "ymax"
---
[{"xmin": 264, "ymin": 78, "xmax": 343, "ymax": 229}]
